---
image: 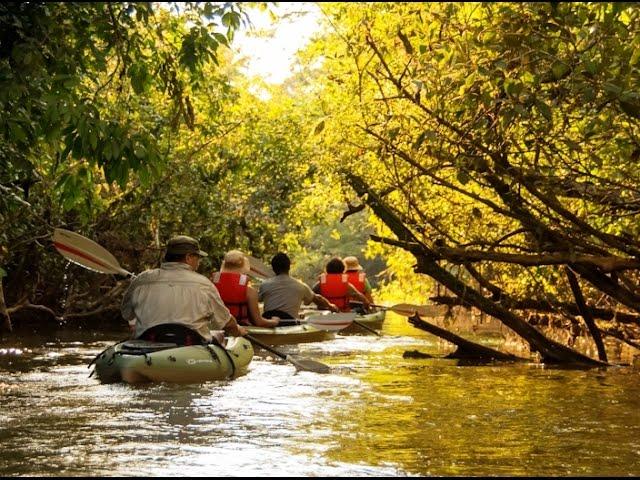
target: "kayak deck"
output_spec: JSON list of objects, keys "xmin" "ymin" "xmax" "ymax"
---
[
  {"xmin": 299, "ymin": 309, "xmax": 387, "ymax": 335},
  {"xmin": 246, "ymin": 323, "xmax": 335, "ymax": 345}
]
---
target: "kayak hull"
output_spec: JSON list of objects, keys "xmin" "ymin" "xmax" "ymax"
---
[
  {"xmin": 341, "ymin": 309, "xmax": 387, "ymax": 334},
  {"xmin": 246, "ymin": 324, "xmax": 334, "ymax": 345},
  {"xmin": 93, "ymin": 336, "xmax": 253, "ymax": 384}
]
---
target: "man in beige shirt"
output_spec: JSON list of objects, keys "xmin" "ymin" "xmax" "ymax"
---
[
  {"xmin": 258, "ymin": 252, "xmax": 338, "ymax": 323},
  {"xmin": 121, "ymin": 235, "xmax": 246, "ymax": 343}
]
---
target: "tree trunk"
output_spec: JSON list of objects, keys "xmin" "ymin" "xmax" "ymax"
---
[
  {"xmin": 0, "ymin": 281, "xmax": 12, "ymax": 332},
  {"xmin": 408, "ymin": 314, "xmax": 525, "ymax": 361},
  {"xmin": 430, "ymin": 294, "xmax": 640, "ymax": 326},
  {"xmin": 413, "ymin": 253, "xmax": 605, "ymax": 365},
  {"xmin": 565, "ymin": 266, "xmax": 608, "ymax": 362}
]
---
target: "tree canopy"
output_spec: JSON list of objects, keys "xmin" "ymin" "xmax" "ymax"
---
[
  {"xmin": 2, "ymin": 2, "xmax": 639, "ymax": 365},
  {"xmin": 300, "ymin": 2, "xmax": 640, "ymax": 362}
]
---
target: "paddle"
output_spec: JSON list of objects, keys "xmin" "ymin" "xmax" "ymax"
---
[
  {"xmin": 53, "ymin": 228, "xmax": 134, "ymax": 277},
  {"xmin": 304, "ymin": 312, "xmax": 356, "ymax": 332},
  {"xmin": 350, "ymin": 301, "xmax": 446, "ymax": 318},
  {"xmin": 349, "ymin": 317, "xmax": 381, "ymax": 336},
  {"xmin": 246, "ymin": 334, "xmax": 331, "ymax": 374},
  {"xmin": 53, "ymin": 228, "xmax": 333, "ymax": 374}
]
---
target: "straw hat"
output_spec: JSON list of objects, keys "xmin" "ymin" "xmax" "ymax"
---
[{"xmin": 343, "ymin": 256, "xmax": 363, "ymax": 271}]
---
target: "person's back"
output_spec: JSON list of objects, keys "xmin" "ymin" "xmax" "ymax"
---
[
  {"xmin": 314, "ymin": 257, "xmax": 371, "ymax": 312},
  {"xmin": 259, "ymin": 252, "xmax": 339, "ymax": 320},
  {"xmin": 343, "ymin": 256, "xmax": 375, "ymax": 306},
  {"xmin": 318, "ymin": 272, "xmax": 350, "ymax": 311},
  {"xmin": 121, "ymin": 235, "xmax": 246, "ymax": 343},
  {"xmin": 212, "ymin": 250, "xmax": 278, "ymax": 328},
  {"xmin": 260, "ymin": 273, "xmax": 316, "ymax": 319},
  {"xmin": 212, "ymin": 270, "xmax": 250, "ymax": 324}
]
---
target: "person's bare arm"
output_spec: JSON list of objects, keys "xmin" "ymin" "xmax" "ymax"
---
[
  {"xmin": 313, "ymin": 294, "xmax": 339, "ymax": 312},
  {"xmin": 247, "ymin": 287, "xmax": 279, "ymax": 327},
  {"xmin": 121, "ymin": 282, "xmax": 138, "ymax": 337},
  {"xmin": 348, "ymin": 284, "xmax": 371, "ymax": 311},
  {"xmin": 223, "ymin": 315, "xmax": 247, "ymax": 337},
  {"xmin": 363, "ymin": 278, "xmax": 374, "ymax": 304}
]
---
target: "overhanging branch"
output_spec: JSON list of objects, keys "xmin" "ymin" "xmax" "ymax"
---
[{"xmin": 437, "ymin": 246, "xmax": 640, "ymax": 272}]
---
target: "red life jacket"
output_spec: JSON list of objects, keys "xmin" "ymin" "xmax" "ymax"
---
[
  {"xmin": 319, "ymin": 273, "xmax": 350, "ymax": 311},
  {"xmin": 346, "ymin": 271, "xmax": 366, "ymax": 294},
  {"xmin": 211, "ymin": 272, "xmax": 250, "ymax": 325}
]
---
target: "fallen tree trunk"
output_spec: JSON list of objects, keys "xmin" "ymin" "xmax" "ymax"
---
[
  {"xmin": 430, "ymin": 295, "xmax": 640, "ymax": 326},
  {"xmin": 408, "ymin": 314, "xmax": 525, "ymax": 361},
  {"xmin": 435, "ymin": 246, "xmax": 640, "ymax": 272},
  {"xmin": 414, "ymin": 253, "xmax": 606, "ymax": 365},
  {"xmin": 348, "ymin": 173, "xmax": 607, "ymax": 365},
  {"xmin": 565, "ymin": 266, "xmax": 608, "ymax": 362}
]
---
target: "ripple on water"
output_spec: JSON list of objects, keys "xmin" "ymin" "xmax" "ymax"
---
[{"xmin": 1, "ymin": 325, "xmax": 640, "ymax": 476}]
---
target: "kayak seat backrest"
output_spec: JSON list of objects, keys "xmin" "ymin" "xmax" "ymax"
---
[
  {"xmin": 348, "ymin": 301, "xmax": 367, "ymax": 314},
  {"xmin": 139, "ymin": 323, "xmax": 207, "ymax": 346},
  {"xmin": 121, "ymin": 340, "xmax": 178, "ymax": 354}
]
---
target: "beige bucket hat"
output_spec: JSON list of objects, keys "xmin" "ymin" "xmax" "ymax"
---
[{"xmin": 343, "ymin": 256, "xmax": 363, "ymax": 271}]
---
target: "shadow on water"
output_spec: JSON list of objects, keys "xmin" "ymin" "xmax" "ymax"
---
[{"xmin": 0, "ymin": 313, "xmax": 639, "ymax": 476}]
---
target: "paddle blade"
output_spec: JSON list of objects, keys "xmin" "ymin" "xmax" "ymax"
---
[
  {"xmin": 247, "ymin": 334, "xmax": 331, "ymax": 374},
  {"xmin": 286, "ymin": 355, "xmax": 331, "ymax": 374},
  {"xmin": 53, "ymin": 228, "xmax": 132, "ymax": 277},
  {"xmin": 391, "ymin": 303, "xmax": 448, "ymax": 317},
  {"xmin": 247, "ymin": 256, "xmax": 274, "ymax": 280},
  {"xmin": 305, "ymin": 312, "xmax": 356, "ymax": 331}
]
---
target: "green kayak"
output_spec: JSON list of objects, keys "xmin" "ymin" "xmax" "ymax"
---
[
  {"xmin": 92, "ymin": 336, "xmax": 254, "ymax": 384},
  {"xmin": 246, "ymin": 323, "xmax": 335, "ymax": 345}
]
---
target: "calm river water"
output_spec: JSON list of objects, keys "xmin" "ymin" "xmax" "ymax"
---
[{"xmin": 1, "ymin": 313, "xmax": 639, "ymax": 476}]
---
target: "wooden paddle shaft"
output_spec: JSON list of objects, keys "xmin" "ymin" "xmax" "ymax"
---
[{"xmin": 245, "ymin": 334, "xmax": 287, "ymax": 360}]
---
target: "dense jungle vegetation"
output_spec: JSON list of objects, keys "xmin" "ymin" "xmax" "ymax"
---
[{"xmin": 1, "ymin": 2, "xmax": 639, "ymax": 365}]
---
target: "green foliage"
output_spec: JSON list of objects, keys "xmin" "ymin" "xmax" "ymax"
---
[
  {"xmin": 299, "ymin": 2, "xmax": 640, "ymax": 307},
  {"xmin": 0, "ymin": 2, "xmax": 243, "ymax": 214},
  {"xmin": 0, "ymin": 2, "xmax": 251, "ymax": 315},
  {"xmin": 6, "ymin": 1, "xmax": 640, "ymax": 333},
  {"xmin": 286, "ymin": 205, "xmax": 386, "ymax": 288}
]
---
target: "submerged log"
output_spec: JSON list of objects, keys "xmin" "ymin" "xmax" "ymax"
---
[
  {"xmin": 408, "ymin": 314, "xmax": 526, "ymax": 361},
  {"xmin": 402, "ymin": 349, "xmax": 435, "ymax": 359}
]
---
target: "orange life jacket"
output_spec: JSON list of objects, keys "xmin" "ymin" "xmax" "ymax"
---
[
  {"xmin": 212, "ymin": 272, "xmax": 250, "ymax": 325},
  {"xmin": 346, "ymin": 271, "xmax": 366, "ymax": 294},
  {"xmin": 319, "ymin": 273, "xmax": 350, "ymax": 311}
]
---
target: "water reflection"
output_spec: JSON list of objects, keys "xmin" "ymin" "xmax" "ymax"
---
[{"xmin": 0, "ymin": 314, "xmax": 639, "ymax": 476}]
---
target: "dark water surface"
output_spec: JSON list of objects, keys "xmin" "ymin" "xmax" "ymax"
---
[{"xmin": 1, "ymin": 314, "xmax": 639, "ymax": 476}]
